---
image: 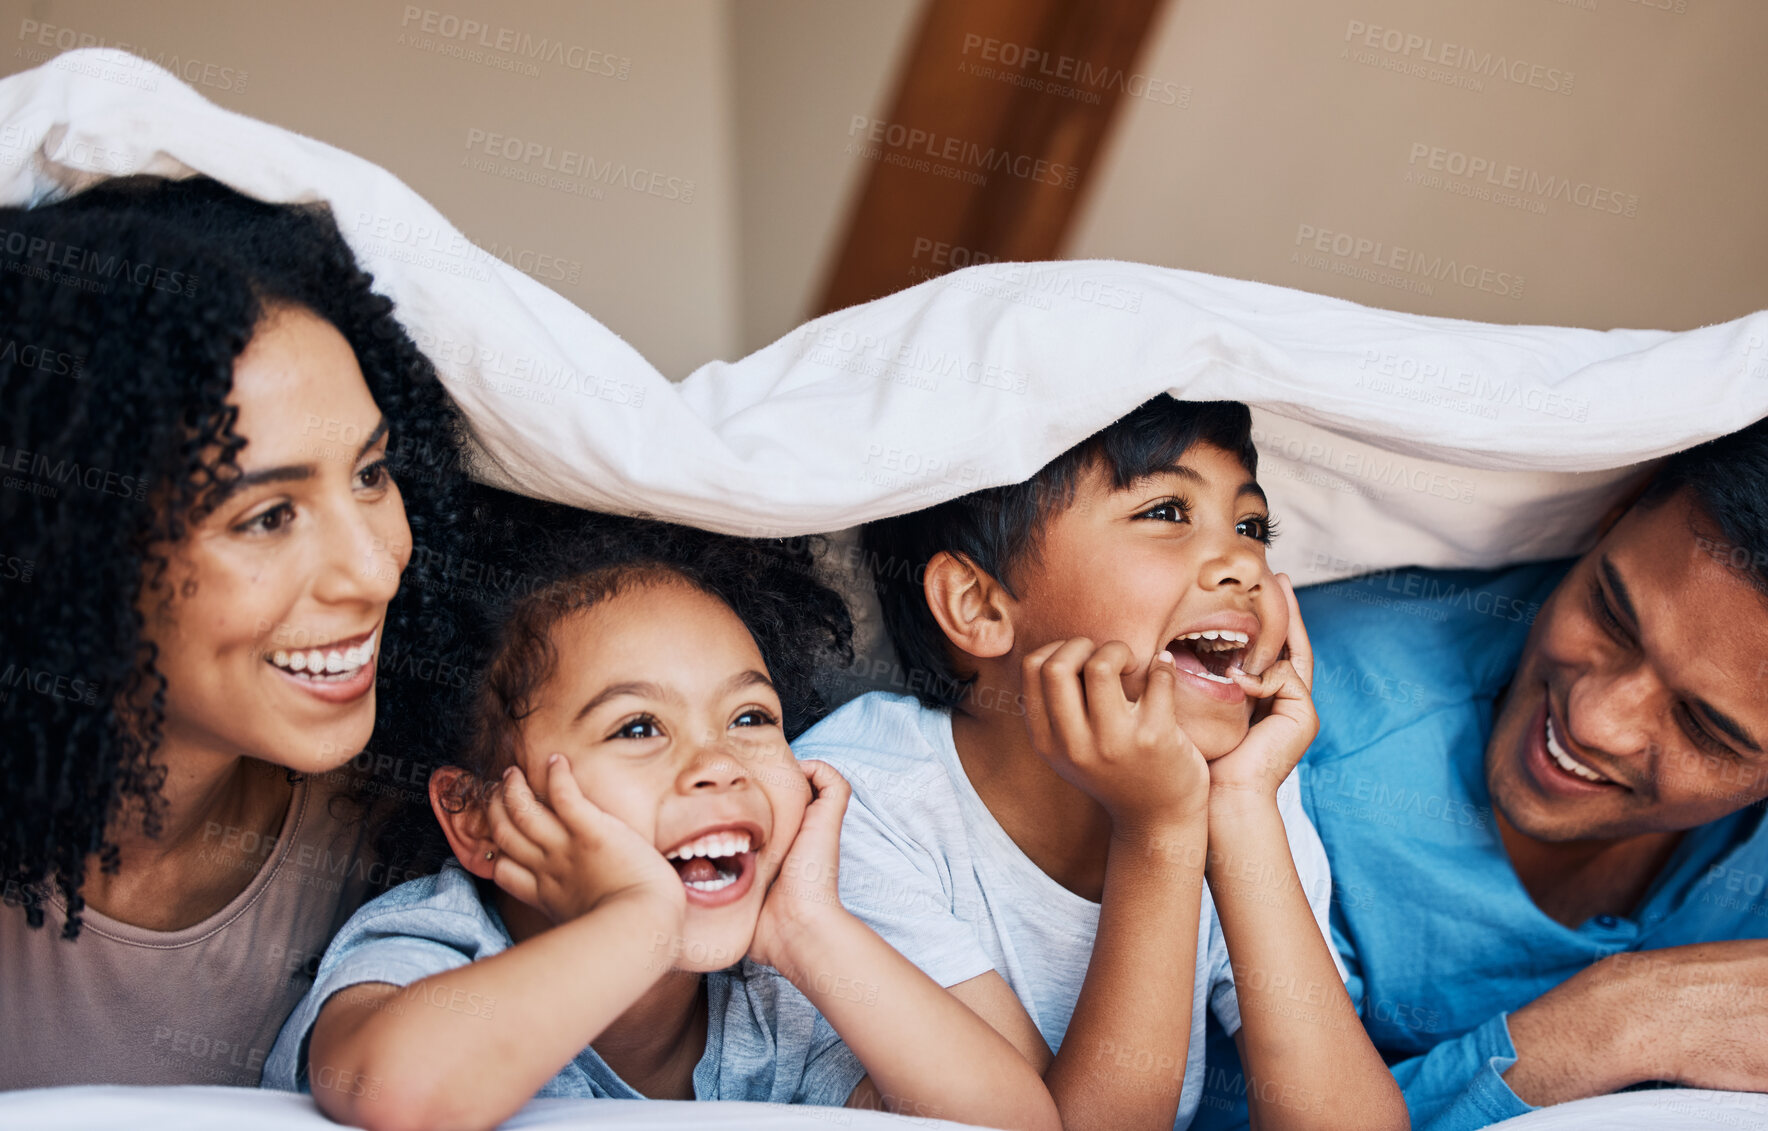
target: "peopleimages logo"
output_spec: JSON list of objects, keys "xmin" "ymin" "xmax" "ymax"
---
[
  {"xmin": 1407, "ymin": 143, "xmax": 1639, "ymax": 218},
  {"xmin": 1342, "ymin": 19, "xmax": 1575, "ymax": 96},
  {"xmin": 1293, "ymin": 224, "xmax": 1525, "ymax": 300},
  {"xmin": 847, "ymin": 116, "xmax": 1079, "ymax": 189}
]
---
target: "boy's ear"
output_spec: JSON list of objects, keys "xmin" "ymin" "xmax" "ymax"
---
[
  {"xmin": 924, "ymin": 551, "xmax": 1015, "ymax": 661},
  {"xmin": 429, "ymin": 766, "xmax": 497, "ymax": 880}
]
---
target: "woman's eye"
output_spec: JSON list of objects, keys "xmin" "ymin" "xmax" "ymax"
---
[
  {"xmin": 356, "ymin": 459, "xmax": 392, "ymax": 491},
  {"xmin": 236, "ymin": 502, "xmax": 295, "ymax": 535},
  {"xmin": 612, "ymin": 715, "xmax": 662, "ymax": 740},
  {"xmin": 1237, "ymin": 515, "xmax": 1277, "ymax": 544},
  {"xmin": 732, "ymin": 708, "xmax": 779, "ymax": 729},
  {"xmin": 1137, "ymin": 500, "xmax": 1189, "ymax": 523}
]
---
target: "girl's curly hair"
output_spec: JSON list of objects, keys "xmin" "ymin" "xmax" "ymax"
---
[
  {"xmin": 0, "ymin": 176, "xmax": 472, "ymax": 937},
  {"xmin": 378, "ymin": 487, "xmax": 856, "ymax": 878}
]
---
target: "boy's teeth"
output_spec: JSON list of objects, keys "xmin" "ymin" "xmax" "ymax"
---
[
  {"xmin": 1196, "ymin": 670, "xmax": 1235, "ymax": 684},
  {"xmin": 1176, "ymin": 629, "xmax": 1249, "ymax": 649},
  {"xmin": 1546, "ymin": 718, "xmax": 1610, "ymax": 783},
  {"xmin": 666, "ymin": 830, "xmax": 754, "ymax": 861}
]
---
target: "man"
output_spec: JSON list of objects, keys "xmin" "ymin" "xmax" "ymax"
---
[{"xmin": 1197, "ymin": 421, "xmax": 1768, "ymax": 1130}]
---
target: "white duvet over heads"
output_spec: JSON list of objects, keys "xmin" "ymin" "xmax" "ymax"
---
[{"xmin": 3, "ymin": 48, "xmax": 1766, "ymax": 586}]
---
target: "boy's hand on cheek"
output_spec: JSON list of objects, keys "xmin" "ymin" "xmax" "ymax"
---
[
  {"xmin": 487, "ymin": 755, "xmax": 685, "ymax": 929},
  {"xmin": 1211, "ymin": 575, "xmax": 1318, "ymax": 807},
  {"xmin": 1021, "ymin": 637, "xmax": 1210, "ymax": 837},
  {"xmin": 751, "ymin": 760, "xmax": 851, "ymax": 971}
]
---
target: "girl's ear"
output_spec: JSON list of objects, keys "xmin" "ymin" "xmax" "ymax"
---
[
  {"xmin": 429, "ymin": 766, "xmax": 497, "ymax": 880},
  {"xmin": 924, "ymin": 550, "xmax": 1016, "ymax": 662}
]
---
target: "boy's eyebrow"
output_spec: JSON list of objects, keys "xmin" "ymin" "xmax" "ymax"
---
[
  {"xmin": 574, "ymin": 680, "xmax": 669, "ymax": 723},
  {"xmin": 208, "ymin": 417, "xmax": 390, "ymax": 506},
  {"xmin": 1128, "ymin": 464, "xmax": 1268, "ymax": 506}
]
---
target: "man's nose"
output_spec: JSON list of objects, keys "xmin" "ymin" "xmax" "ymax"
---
[{"xmin": 1566, "ymin": 660, "xmax": 1662, "ymax": 763}]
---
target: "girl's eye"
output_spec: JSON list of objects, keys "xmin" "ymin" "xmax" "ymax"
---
[
  {"xmin": 1137, "ymin": 499, "xmax": 1190, "ymax": 523},
  {"xmin": 236, "ymin": 502, "xmax": 295, "ymax": 535},
  {"xmin": 356, "ymin": 459, "xmax": 392, "ymax": 491},
  {"xmin": 611, "ymin": 715, "xmax": 662, "ymax": 740},
  {"xmin": 1237, "ymin": 514, "xmax": 1277, "ymax": 545},
  {"xmin": 732, "ymin": 708, "xmax": 779, "ymax": 729}
]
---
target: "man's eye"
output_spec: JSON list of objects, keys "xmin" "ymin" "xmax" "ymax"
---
[
  {"xmin": 612, "ymin": 715, "xmax": 662, "ymax": 740},
  {"xmin": 1237, "ymin": 514, "xmax": 1277, "ymax": 545},
  {"xmin": 732, "ymin": 708, "xmax": 778, "ymax": 729},
  {"xmin": 236, "ymin": 502, "xmax": 295, "ymax": 535},
  {"xmin": 1588, "ymin": 578, "xmax": 1629, "ymax": 641},
  {"xmin": 1676, "ymin": 704, "xmax": 1736, "ymax": 759}
]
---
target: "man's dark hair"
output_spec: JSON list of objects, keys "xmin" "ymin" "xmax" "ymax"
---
[
  {"xmin": 863, "ymin": 396, "xmax": 1256, "ymax": 710},
  {"xmin": 1640, "ymin": 415, "xmax": 1768, "ymax": 596}
]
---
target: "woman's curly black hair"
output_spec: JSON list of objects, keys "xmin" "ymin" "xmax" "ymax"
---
[
  {"xmin": 0, "ymin": 176, "xmax": 472, "ymax": 937},
  {"xmin": 376, "ymin": 486, "xmax": 856, "ymax": 878}
]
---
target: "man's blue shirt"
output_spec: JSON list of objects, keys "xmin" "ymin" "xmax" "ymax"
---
[{"xmin": 1195, "ymin": 562, "xmax": 1768, "ymax": 1131}]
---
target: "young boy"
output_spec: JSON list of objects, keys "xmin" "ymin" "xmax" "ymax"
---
[{"xmin": 794, "ymin": 397, "xmax": 1407, "ymax": 1130}]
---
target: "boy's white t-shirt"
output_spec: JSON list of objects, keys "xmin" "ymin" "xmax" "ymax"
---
[{"xmin": 793, "ymin": 691, "xmax": 1343, "ymax": 1129}]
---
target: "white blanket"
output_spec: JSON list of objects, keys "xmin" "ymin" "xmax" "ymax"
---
[{"xmin": 5, "ymin": 50, "xmax": 1767, "ymax": 584}]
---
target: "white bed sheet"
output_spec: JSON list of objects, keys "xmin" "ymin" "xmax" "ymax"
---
[{"xmin": 5, "ymin": 50, "xmax": 1768, "ymax": 585}]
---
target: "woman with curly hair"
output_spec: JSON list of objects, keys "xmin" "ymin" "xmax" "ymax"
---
[{"xmin": 0, "ymin": 176, "xmax": 472, "ymax": 1088}]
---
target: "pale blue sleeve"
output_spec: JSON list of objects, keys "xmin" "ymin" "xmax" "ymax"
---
[
  {"xmin": 1395, "ymin": 1013, "xmax": 1538, "ymax": 1131},
  {"xmin": 262, "ymin": 875, "xmax": 497, "ymax": 1093}
]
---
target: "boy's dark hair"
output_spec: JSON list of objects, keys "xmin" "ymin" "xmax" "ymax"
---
[
  {"xmin": 864, "ymin": 396, "xmax": 1256, "ymax": 710},
  {"xmin": 381, "ymin": 486, "xmax": 855, "ymax": 875},
  {"xmin": 1639, "ymin": 415, "xmax": 1768, "ymax": 597}
]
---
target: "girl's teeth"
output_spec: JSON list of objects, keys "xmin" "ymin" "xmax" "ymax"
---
[
  {"xmin": 684, "ymin": 868, "xmax": 738, "ymax": 892},
  {"xmin": 289, "ymin": 651, "xmax": 307, "ymax": 672},
  {"xmin": 1197, "ymin": 670, "xmax": 1234, "ymax": 684}
]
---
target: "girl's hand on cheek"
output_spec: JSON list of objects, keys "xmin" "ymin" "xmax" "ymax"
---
[
  {"xmin": 750, "ymin": 759, "xmax": 849, "ymax": 971},
  {"xmin": 1211, "ymin": 574, "xmax": 1318, "ymax": 803},
  {"xmin": 487, "ymin": 755, "xmax": 686, "ymax": 928}
]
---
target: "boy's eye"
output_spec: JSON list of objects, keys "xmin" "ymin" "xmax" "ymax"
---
[
  {"xmin": 611, "ymin": 714, "xmax": 663, "ymax": 740},
  {"xmin": 235, "ymin": 501, "xmax": 295, "ymax": 535},
  {"xmin": 732, "ymin": 708, "xmax": 779, "ymax": 729},
  {"xmin": 1136, "ymin": 498, "xmax": 1190, "ymax": 523},
  {"xmin": 1237, "ymin": 514, "xmax": 1277, "ymax": 545}
]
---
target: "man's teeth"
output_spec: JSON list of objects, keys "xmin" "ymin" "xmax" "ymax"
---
[
  {"xmin": 268, "ymin": 631, "xmax": 378, "ymax": 680},
  {"xmin": 666, "ymin": 830, "xmax": 753, "ymax": 861},
  {"xmin": 1546, "ymin": 718, "xmax": 1610, "ymax": 783}
]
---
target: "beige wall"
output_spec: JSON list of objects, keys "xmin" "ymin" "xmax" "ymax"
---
[
  {"xmin": 1070, "ymin": 0, "xmax": 1768, "ymax": 330},
  {"xmin": 7, "ymin": 0, "xmax": 1764, "ymax": 366},
  {"xmin": 1, "ymin": 0, "xmax": 918, "ymax": 376}
]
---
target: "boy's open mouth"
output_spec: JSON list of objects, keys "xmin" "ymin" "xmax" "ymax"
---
[
  {"xmin": 664, "ymin": 825, "xmax": 763, "ymax": 908},
  {"xmin": 1167, "ymin": 629, "xmax": 1250, "ymax": 685}
]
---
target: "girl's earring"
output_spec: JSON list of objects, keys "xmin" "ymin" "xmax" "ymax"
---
[{"xmin": 484, "ymin": 850, "xmax": 496, "ymax": 860}]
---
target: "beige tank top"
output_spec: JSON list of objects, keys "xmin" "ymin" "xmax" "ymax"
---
[{"xmin": 0, "ymin": 772, "xmax": 384, "ymax": 1088}]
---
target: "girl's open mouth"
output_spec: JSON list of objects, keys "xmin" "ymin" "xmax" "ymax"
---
[{"xmin": 664, "ymin": 826, "xmax": 761, "ymax": 908}]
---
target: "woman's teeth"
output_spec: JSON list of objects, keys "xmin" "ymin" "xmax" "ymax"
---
[
  {"xmin": 685, "ymin": 870, "xmax": 738, "ymax": 893},
  {"xmin": 1546, "ymin": 717, "xmax": 1611, "ymax": 783},
  {"xmin": 268, "ymin": 631, "xmax": 378, "ymax": 681}
]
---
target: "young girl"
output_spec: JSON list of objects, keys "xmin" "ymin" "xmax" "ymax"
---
[{"xmin": 265, "ymin": 508, "xmax": 1059, "ymax": 1131}]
